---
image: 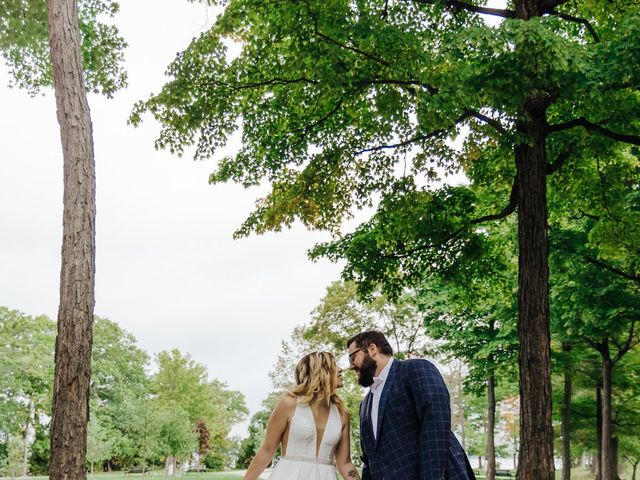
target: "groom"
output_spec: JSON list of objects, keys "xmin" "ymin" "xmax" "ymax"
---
[{"xmin": 347, "ymin": 331, "xmax": 475, "ymax": 480}]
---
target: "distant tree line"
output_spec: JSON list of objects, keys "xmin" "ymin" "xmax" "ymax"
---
[{"xmin": 0, "ymin": 310, "xmax": 247, "ymax": 476}]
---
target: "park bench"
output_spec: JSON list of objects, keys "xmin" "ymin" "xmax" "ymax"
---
[
  {"xmin": 495, "ymin": 470, "xmax": 516, "ymax": 478},
  {"xmin": 186, "ymin": 465, "xmax": 207, "ymax": 473},
  {"xmin": 472, "ymin": 468, "xmax": 516, "ymax": 479},
  {"xmin": 125, "ymin": 465, "xmax": 149, "ymax": 474}
]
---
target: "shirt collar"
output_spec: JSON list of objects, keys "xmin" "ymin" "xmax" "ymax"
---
[{"xmin": 371, "ymin": 356, "xmax": 394, "ymax": 390}]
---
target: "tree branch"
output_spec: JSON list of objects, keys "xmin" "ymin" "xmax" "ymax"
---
[
  {"xmin": 548, "ymin": 10, "xmax": 600, "ymax": 43},
  {"xmin": 355, "ymin": 109, "xmax": 497, "ymax": 155},
  {"xmin": 541, "ymin": 0, "xmax": 572, "ymax": 10},
  {"xmin": 465, "ymin": 109, "xmax": 508, "ymax": 135},
  {"xmin": 414, "ymin": 0, "xmax": 516, "ymax": 18},
  {"xmin": 305, "ymin": 1, "xmax": 392, "ymax": 67},
  {"xmin": 353, "ymin": 78, "xmax": 438, "ymax": 95},
  {"xmin": 546, "ymin": 149, "xmax": 572, "ymax": 174},
  {"xmin": 554, "ymin": 240, "xmax": 640, "ymax": 285},
  {"xmin": 547, "ymin": 117, "xmax": 640, "ymax": 146},
  {"xmin": 471, "ymin": 177, "xmax": 518, "ymax": 224}
]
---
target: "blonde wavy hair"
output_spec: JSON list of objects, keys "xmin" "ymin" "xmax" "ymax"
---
[{"xmin": 289, "ymin": 352, "xmax": 347, "ymax": 415}]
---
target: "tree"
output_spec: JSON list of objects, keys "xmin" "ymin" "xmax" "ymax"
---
[
  {"xmin": 155, "ymin": 403, "xmax": 197, "ymax": 478},
  {"xmin": 86, "ymin": 417, "xmax": 114, "ymax": 477},
  {"xmin": 1, "ymin": 0, "xmax": 127, "ymax": 475},
  {"xmin": 548, "ymin": 147, "xmax": 640, "ymax": 480},
  {"xmin": 153, "ymin": 349, "xmax": 248, "ymax": 471},
  {"xmin": 90, "ymin": 317, "xmax": 150, "ymax": 468},
  {"xmin": 40, "ymin": 0, "xmax": 128, "ymax": 476},
  {"xmin": 0, "ymin": 308, "xmax": 55, "ymax": 476},
  {"xmin": 420, "ymin": 221, "xmax": 519, "ymax": 480},
  {"xmin": 133, "ymin": 2, "xmax": 640, "ymax": 476},
  {"xmin": 46, "ymin": 0, "xmax": 99, "ymax": 473}
]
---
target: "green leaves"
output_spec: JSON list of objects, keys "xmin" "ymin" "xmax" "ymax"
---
[
  {"xmin": 310, "ymin": 181, "xmax": 487, "ymax": 298},
  {"xmin": 0, "ymin": 0, "xmax": 127, "ymax": 95}
]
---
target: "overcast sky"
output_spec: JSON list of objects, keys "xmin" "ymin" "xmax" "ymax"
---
[{"xmin": 0, "ymin": 0, "xmax": 354, "ymax": 436}]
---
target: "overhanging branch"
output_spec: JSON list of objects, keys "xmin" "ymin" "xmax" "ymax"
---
[
  {"xmin": 547, "ymin": 117, "xmax": 640, "ymax": 146},
  {"xmin": 305, "ymin": 0, "xmax": 391, "ymax": 67},
  {"xmin": 465, "ymin": 109, "xmax": 508, "ymax": 135},
  {"xmin": 546, "ymin": 149, "xmax": 572, "ymax": 174},
  {"xmin": 355, "ymin": 109, "xmax": 505, "ymax": 155},
  {"xmin": 471, "ymin": 177, "xmax": 518, "ymax": 224},
  {"xmin": 548, "ymin": 10, "xmax": 600, "ymax": 43},
  {"xmin": 414, "ymin": 0, "xmax": 516, "ymax": 18},
  {"xmin": 554, "ymin": 240, "xmax": 640, "ymax": 285}
]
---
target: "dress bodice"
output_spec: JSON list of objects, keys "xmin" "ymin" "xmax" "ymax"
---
[{"xmin": 284, "ymin": 401, "xmax": 343, "ymax": 463}]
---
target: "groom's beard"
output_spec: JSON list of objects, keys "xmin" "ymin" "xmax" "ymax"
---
[{"xmin": 357, "ymin": 354, "xmax": 377, "ymax": 388}]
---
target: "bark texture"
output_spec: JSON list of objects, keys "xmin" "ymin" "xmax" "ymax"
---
[
  {"xmin": 46, "ymin": 0, "xmax": 96, "ymax": 478},
  {"xmin": 511, "ymin": 1, "xmax": 555, "ymax": 478},
  {"xmin": 515, "ymin": 97, "xmax": 554, "ymax": 480},
  {"xmin": 562, "ymin": 343, "xmax": 573, "ymax": 480},
  {"xmin": 486, "ymin": 374, "xmax": 496, "ymax": 480}
]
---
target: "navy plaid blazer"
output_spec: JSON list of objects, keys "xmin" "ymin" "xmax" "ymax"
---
[{"xmin": 359, "ymin": 359, "xmax": 475, "ymax": 480}]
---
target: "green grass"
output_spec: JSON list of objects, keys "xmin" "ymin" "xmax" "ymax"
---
[{"xmin": 6, "ymin": 472, "xmax": 246, "ymax": 480}]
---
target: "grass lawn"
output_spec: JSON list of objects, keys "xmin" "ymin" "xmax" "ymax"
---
[{"xmin": 7, "ymin": 472, "xmax": 246, "ymax": 480}]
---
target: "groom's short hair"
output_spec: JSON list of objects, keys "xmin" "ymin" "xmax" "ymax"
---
[{"xmin": 347, "ymin": 331, "xmax": 393, "ymax": 356}]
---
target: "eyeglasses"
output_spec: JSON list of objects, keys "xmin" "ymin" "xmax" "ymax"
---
[{"xmin": 348, "ymin": 346, "xmax": 368, "ymax": 365}]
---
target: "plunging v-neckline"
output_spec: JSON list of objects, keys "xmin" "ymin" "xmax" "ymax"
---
[{"xmin": 308, "ymin": 403, "xmax": 333, "ymax": 458}]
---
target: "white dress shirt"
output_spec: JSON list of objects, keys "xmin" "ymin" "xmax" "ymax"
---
[{"xmin": 369, "ymin": 357, "xmax": 394, "ymax": 439}]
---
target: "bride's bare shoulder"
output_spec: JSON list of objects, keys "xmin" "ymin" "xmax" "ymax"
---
[{"xmin": 272, "ymin": 394, "xmax": 298, "ymax": 417}]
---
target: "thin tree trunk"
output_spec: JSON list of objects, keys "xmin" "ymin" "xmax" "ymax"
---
[
  {"xmin": 562, "ymin": 342, "xmax": 572, "ymax": 480},
  {"xmin": 21, "ymin": 427, "xmax": 28, "ymax": 477},
  {"xmin": 46, "ymin": 0, "xmax": 96, "ymax": 478},
  {"xmin": 601, "ymin": 343, "xmax": 613, "ymax": 480},
  {"xmin": 487, "ymin": 374, "xmax": 496, "ymax": 480},
  {"xmin": 596, "ymin": 386, "xmax": 603, "ymax": 480}
]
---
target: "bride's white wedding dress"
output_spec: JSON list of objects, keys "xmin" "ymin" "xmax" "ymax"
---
[{"xmin": 269, "ymin": 401, "xmax": 343, "ymax": 480}]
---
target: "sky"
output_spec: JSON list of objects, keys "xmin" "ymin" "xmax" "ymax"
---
[{"xmin": 0, "ymin": 0, "xmax": 352, "ymax": 436}]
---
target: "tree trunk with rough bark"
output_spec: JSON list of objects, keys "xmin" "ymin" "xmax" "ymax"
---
[
  {"xmin": 514, "ymin": 96, "xmax": 554, "ymax": 480},
  {"xmin": 487, "ymin": 374, "xmax": 496, "ymax": 480},
  {"xmin": 46, "ymin": 0, "xmax": 96, "ymax": 478},
  {"xmin": 562, "ymin": 342, "xmax": 572, "ymax": 480},
  {"xmin": 596, "ymin": 386, "xmax": 602, "ymax": 479},
  {"xmin": 600, "ymin": 342, "xmax": 613, "ymax": 480},
  {"xmin": 512, "ymin": 1, "xmax": 555, "ymax": 478}
]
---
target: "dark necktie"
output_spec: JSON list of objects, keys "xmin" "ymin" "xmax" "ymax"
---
[{"xmin": 365, "ymin": 392, "xmax": 374, "ymax": 435}]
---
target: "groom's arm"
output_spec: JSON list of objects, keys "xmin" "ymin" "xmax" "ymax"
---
[{"xmin": 407, "ymin": 360, "xmax": 450, "ymax": 480}]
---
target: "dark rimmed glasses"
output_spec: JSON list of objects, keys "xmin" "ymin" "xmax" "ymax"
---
[{"xmin": 348, "ymin": 346, "xmax": 368, "ymax": 365}]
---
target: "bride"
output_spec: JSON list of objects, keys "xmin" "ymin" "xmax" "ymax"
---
[{"xmin": 243, "ymin": 352, "xmax": 360, "ymax": 480}]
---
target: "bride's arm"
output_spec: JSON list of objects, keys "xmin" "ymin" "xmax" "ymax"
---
[
  {"xmin": 243, "ymin": 396, "xmax": 295, "ymax": 480},
  {"xmin": 335, "ymin": 411, "xmax": 360, "ymax": 480}
]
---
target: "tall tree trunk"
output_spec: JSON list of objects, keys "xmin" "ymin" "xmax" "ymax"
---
[
  {"xmin": 46, "ymin": 0, "xmax": 96, "ymax": 478},
  {"xmin": 562, "ymin": 342, "xmax": 572, "ymax": 480},
  {"xmin": 596, "ymin": 386, "xmax": 603, "ymax": 480},
  {"xmin": 601, "ymin": 343, "xmax": 613, "ymax": 480},
  {"xmin": 487, "ymin": 374, "xmax": 497, "ymax": 480},
  {"xmin": 610, "ymin": 437, "xmax": 619, "ymax": 480},
  {"xmin": 513, "ymin": 1, "xmax": 554, "ymax": 478},
  {"xmin": 21, "ymin": 427, "xmax": 28, "ymax": 477},
  {"xmin": 514, "ymin": 98, "xmax": 554, "ymax": 480}
]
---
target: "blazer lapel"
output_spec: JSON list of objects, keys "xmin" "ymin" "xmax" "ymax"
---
[
  {"xmin": 374, "ymin": 359, "xmax": 400, "ymax": 450},
  {"xmin": 360, "ymin": 391, "xmax": 375, "ymax": 453}
]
